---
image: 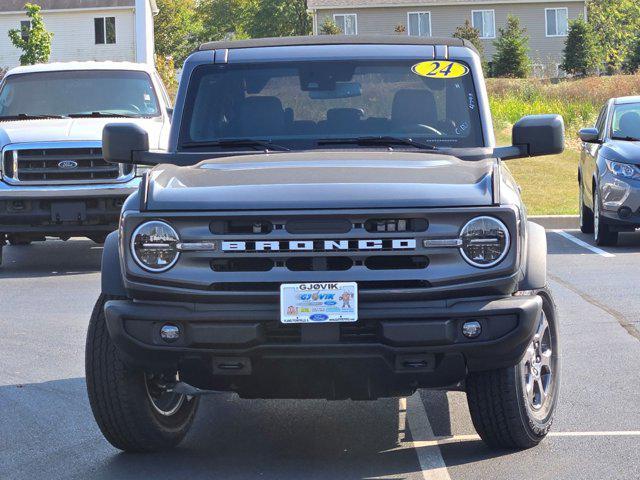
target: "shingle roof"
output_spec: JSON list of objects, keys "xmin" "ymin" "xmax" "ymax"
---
[
  {"xmin": 308, "ymin": 0, "xmax": 584, "ymax": 7},
  {"xmin": 0, "ymin": 0, "xmax": 136, "ymax": 13}
]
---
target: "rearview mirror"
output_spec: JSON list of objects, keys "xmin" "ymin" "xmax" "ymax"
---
[
  {"xmin": 495, "ymin": 114, "xmax": 565, "ymax": 160},
  {"xmin": 103, "ymin": 123, "xmax": 149, "ymax": 164},
  {"xmin": 578, "ymin": 127, "xmax": 600, "ymax": 143}
]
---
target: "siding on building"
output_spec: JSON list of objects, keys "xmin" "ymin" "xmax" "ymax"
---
[
  {"xmin": 0, "ymin": 8, "xmax": 136, "ymax": 68},
  {"xmin": 314, "ymin": 2, "xmax": 585, "ymax": 74}
]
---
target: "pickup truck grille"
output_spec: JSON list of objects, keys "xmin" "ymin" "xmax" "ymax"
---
[{"xmin": 2, "ymin": 143, "xmax": 133, "ymax": 185}]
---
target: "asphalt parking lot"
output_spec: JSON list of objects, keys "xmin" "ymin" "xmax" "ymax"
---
[{"xmin": 1, "ymin": 229, "xmax": 639, "ymax": 480}]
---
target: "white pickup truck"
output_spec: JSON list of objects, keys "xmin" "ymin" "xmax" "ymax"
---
[{"xmin": 0, "ymin": 61, "xmax": 171, "ymax": 264}]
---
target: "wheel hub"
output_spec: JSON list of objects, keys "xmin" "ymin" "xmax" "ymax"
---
[
  {"xmin": 522, "ymin": 311, "xmax": 553, "ymax": 411},
  {"xmin": 144, "ymin": 373, "xmax": 186, "ymax": 417}
]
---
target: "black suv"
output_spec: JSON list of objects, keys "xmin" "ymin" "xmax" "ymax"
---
[{"xmin": 85, "ymin": 36, "xmax": 564, "ymax": 453}]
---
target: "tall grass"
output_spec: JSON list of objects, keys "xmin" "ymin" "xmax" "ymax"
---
[{"xmin": 487, "ymin": 74, "xmax": 640, "ymax": 142}]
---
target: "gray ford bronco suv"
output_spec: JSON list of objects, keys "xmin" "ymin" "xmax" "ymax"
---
[{"xmin": 86, "ymin": 36, "xmax": 564, "ymax": 453}]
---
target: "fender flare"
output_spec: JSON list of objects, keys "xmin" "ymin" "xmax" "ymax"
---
[
  {"xmin": 101, "ymin": 230, "xmax": 127, "ymax": 297},
  {"xmin": 519, "ymin": 221, "xmax": 547, "ymax": 291}
]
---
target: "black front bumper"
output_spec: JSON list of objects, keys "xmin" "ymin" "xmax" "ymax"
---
[{"xmin": 104, "ymin": 294, "xmax": 542, "ymax": 399}]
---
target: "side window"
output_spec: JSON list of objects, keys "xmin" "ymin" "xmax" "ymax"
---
[
  {"xmin": 20, "ymin": 20, "xmax": 31, "ymax": 42},
  {"xmin": 595, "ymin": 106, "xmax": 606, "ymax": 136}
]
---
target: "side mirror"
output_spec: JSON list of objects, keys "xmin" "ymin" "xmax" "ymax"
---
[
  {"xmin": 578, "ymin": 127, "xmax": 600, "ymax": 143},
  {"xmin": 495, "ymin": 114, "xmax": 565, "ymax": 160},
  {"xmin": 103, "ymin": 123, "xmax": 149, "ymax": 164},
  {"xmin": 166, "ymin": 107, "xmax": 174, "ymax": 120}
]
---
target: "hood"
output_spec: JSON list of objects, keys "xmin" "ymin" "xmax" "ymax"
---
[
  {"xmin": 146, "ymin": 151, "xmax": 496, "ymax": 211},
  {"xmin": 0, "ymin": 117, "xmax": 166, "ymax": 149},
  {"xmin": 604, "ymin": 140, "xmax": 640, "ymax": 164}
]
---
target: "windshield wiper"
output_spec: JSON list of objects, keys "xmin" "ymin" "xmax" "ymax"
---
[
  {"xmin": 68, "ymin": 111, "xmax": 140, "ymax": 118},
  {"xmin": 0, "ymin": 113, "xmax": 68, "ymax": 121},
  {"xmin": 611, "ymin": 135, "xmax": 640, "ymax": 142},
  {"xmin": 317, "ymin": 136, "xmax": 439, "ymax": 151},
  {"xmin": 181, "ymin": 138, "xmax": 290, "ymax": 151}
]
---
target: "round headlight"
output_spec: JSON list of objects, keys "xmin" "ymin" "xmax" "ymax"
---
[
  {"xmin": 131, "ymin": 221, "xmax": 180, "ymax": 272},
  {"xmin": 459, "ymin": 216, "xmax": 510, "ymax": 268}
]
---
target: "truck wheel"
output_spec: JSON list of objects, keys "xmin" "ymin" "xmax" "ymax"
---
[
  {"xmin": 85, "ymin": 294, "xmax": 199, "ymax": 452},
  {"xmin": 466, "ymin": 291, "xmax": 560, "ymax": 450}
]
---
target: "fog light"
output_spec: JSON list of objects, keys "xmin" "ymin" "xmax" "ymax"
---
[
  {"xmin": 160, "ymin": 324, "xmax": 180, "ymax": 343},
  {"xmin": 462, "ymin": 321, "xmax": 482, "ymax": 339},
  {"xmin": 618, "ymin": 206, "xmax": 632, "ymax": 219}
]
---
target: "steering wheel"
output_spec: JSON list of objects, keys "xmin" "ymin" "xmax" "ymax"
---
[
  {"xmin": 398, "ymin": 123, "xmax": 444, "ymax": 136},
  {"xmin": 126, "ymin": 104, "xmax": 142, "ymax": 114}
]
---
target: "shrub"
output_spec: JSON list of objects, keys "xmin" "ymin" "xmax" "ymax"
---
[
  {"xmin": 561, "ymin": 19, "xmax": 600, "ymax": 76},
  {"xmin": 8, "ymin": 3, "xmax": 54, "ymax": 66},
  {"xmin": 155, "ymin": 55, "xmax": 178, "ymax": 101},
  {"xmin": 492, "ymin": 16, "xmax": 531, "ymax": 78},
  {"xmin": 319, "ymin": 18, "xmax": 341, "ymax": 35}
]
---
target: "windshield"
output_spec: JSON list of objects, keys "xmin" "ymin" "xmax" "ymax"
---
[
  {"xmin": 180, "ymin": 60, "xmax": 484, "ymax": 149},
  {"xmin": 0, "ymin": 70, "xmax": 160, "ymax": 118},
  {"xmin": 611, "ymin": 103, "xmax": 640, "ymax": 140}
]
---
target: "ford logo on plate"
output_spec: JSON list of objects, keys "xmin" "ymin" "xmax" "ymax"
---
[
  {"xmin": 310, "ymin": 314, "xmax": 328, "ymax": 322},
  {"xmin": 58, "ymin": 160, "xmax": 78, "ymax": 169}
]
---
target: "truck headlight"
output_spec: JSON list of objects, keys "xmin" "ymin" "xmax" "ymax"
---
[
  {"xmin": 131, "ymin": 220, "xmax": 180, "ymax": 272},
  {"xmin": 459, "ymin": 216, "xmax": 510, "ymax": 268}
]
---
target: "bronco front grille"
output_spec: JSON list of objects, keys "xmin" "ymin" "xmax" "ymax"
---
[{"xmin": 2, "ymin": 143, "xmax": 133, "ymax": 185}]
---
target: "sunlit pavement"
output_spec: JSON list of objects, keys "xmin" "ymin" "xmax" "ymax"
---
[{"xmin": 1, "ymin": 234, "xmax": 639, "ymax": 480}]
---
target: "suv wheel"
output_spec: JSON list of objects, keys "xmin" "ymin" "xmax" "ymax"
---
[
  {"xmin": 593, "ymin": 189, "xmax": 618, "ymax": 246},
  {"xmin": 85, "ymin": 294, "xmax": 199, "ymax": 452},
  {"xmin": 466, "ymin": 291, "xmax": 560, "ymax": 450},
  {"xmin": 579, "ymin": 178, "xmax": 594, "ymax": 234}
]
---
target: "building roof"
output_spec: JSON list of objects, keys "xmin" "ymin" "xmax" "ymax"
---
[
  {"xmin": 5, "ymin": 61, "xmax": 157, "ymax": 76},
  {"xmin": 200, "ymin": 34, "xmax": 473, "ymax": 51},
  {"xmin": 308, "ymin": 0, "xmax": 585, "ymax": 7},
  {"xmin": 0, "ymin": 0, "xmax": 160, "ymax": 13}
]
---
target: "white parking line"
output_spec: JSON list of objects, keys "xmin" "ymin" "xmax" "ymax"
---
[
  {"xmin": 404, "ymin": 394, "xmax": 452, "ymax": 480},
  {"xmin": 551, "ymin": 230, "xmax": 615, "ymax": 258}
]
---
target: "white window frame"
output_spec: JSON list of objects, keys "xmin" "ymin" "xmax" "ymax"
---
[
  {"xmin": 545, "ymin": 7, "xmax": 569, "ymax": 37},
  {"xmin": 407, "ymin": 11, "xmax": 432, "ymax": 37},
  {"xmin": 471, "ymin": 9, "xmax": 495, "ymax": 39},
  {"xmin": 333, "ymin": 13, "xmax": 358, "ymax": 35}
]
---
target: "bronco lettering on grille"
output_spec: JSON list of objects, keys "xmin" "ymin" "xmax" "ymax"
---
[{"xmin": 221, "ymin": 239, "xmax": 417, "ymax": 252}]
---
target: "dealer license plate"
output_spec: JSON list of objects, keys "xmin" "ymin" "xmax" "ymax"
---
[{"xmin": 280, "ymin": 282, "xmax": 358, "ymax": 324}]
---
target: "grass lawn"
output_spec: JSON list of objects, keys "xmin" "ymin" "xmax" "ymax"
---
[{"xmin": 495, "ymin": 129, "xmax": 579, "ymax": 215}]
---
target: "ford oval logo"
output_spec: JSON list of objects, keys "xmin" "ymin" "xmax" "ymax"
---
[
  {"xmin": 310, "ymin": 314, "xmax": 329, "ymax": 322},
  {"xmin": 58, "ymin": 160, "xmax": 78, "ymax": 169}
]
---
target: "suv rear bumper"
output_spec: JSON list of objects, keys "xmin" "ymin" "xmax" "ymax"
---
[{"xmin": 104, "ymin": 293, "xmax": 542, "ymax": 399}]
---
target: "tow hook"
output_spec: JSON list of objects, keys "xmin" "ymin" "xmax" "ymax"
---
[{"xmin": 168, "ymin": 381, "xmax": 225, "ymax": 397}]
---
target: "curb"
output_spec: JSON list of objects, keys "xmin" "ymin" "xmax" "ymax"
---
[{"xmin": 529, "ymin": 215, "xmax": 579, "ymax": 230}]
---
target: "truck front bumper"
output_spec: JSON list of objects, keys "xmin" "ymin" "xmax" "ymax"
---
[
  {"xmin": 104, "ymin": 293, "xmax": 542, "ymax": 399},
  {"xmin": 0, "ymin": 179, "xmax": 140, "ymax": 236}
]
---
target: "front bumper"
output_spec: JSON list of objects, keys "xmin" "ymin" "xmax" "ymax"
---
[
  {"xmin": 104, "ymin": 293, "xmax": 542, "ymax": 399},
  {"xmin": 0, "ymin": 178, "xmax": 140, "ymax": 235}
]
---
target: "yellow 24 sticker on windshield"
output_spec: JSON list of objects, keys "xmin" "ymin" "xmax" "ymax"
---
[{"xmin": 412, "ymin": 60, "xmax": 469, "ymax": 79}]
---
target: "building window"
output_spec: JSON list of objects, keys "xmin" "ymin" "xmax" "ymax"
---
[
  {"xmin": 20, "ymin": 20, "xmax": 30, "ymax": 42},
  {"xmin": 95, "ymin": 17, "xmax": 116, "ymax": 44},
  {"xmin": 407, "ymin": 12, "xmax": 431, "ymax": 37},
  {"xmin": 472, "ymin": 10, "xmax": 495, "ymax": 39},
  {"xmin": 333, "ymin": 14, "xmax": 357, "ymax": 35},
  {"xmin": 545, "ymin": 8, "xmax": 568, "ymax": 37}
]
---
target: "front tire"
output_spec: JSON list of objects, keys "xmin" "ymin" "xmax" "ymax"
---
[
  {"xmin": 85, "ymin": 294, "xmax": 199, "ymax": 452},
  {"xmin": 594, "ymin": 189, "xmax": 618, "ymax": 246},
  {"xmin": 466, "ymin": 291, "xmax": 560, "ymax": 450},
  {"xmin": 579, "ymin": 178, "xmax": 594, "ymax": 234}
]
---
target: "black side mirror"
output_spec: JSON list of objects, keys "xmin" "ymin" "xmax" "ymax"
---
[
  {"xmin": 578, "ymin": 127, "xmax": 600, "ymax": 143},
  {"xmin": 167, "ymin": 107, "xmax": 174, "ymax": 120},
  {"xmin": 495, "ymin": 114, "xmax": 565, "ymax": 160},
  {"xmin": 103, "ymin": 123, "xmax": 149, "ymax": 164}
]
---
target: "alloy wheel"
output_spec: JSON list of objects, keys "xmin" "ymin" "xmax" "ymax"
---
[{"xmin": 521, "ymin": 311, "xmax": 554, "ymax": 411}]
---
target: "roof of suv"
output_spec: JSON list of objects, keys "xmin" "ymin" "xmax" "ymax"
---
[
  {"xmin": 199, "ymin": 35, "xmax": 476, "ymax": 53},
  {"xmin": 5, "ymin": 61, "xmax": 157, "ymax": 77}
]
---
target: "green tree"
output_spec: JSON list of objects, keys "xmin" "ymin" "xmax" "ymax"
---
[
  {"xmin": 561, "ymin": 19, "xmax": 600, "ymax": 76},
  {"xmin": 453, "ymin": 19, "xmax": 486, "ymax": 68},
  {"xmin": 197, "ymin": 0, "xmax": 253, "ymax": 42},
  {"xmin": 245, "ymin": 0, "xmax": 311, "ymax": 38},
  {"xmin": 588, "ymin": 0, "xmax": 640, "ymax": 73},
  {"xmin": 154, "ymin": 0, "xmax": 202, "ymax": 67},
  {"xmin": 492, "ymin": 16, "xmax": 531, "ymax": 78},
  {"xmin": 319, "ymin": 18, "xmax": 341, "ymax": 35},
  {"xmin": 624, "ymin": 37, "xmax": 640, "ymax": 73},
  {"xmin": 8, "ymin": 3, "xmax": 53, "ymax": 66}
]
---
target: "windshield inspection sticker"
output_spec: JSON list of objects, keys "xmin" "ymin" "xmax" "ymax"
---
[{"xmin": 412, "ymin": 60, "xmax": 469, "ymax": 79}]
